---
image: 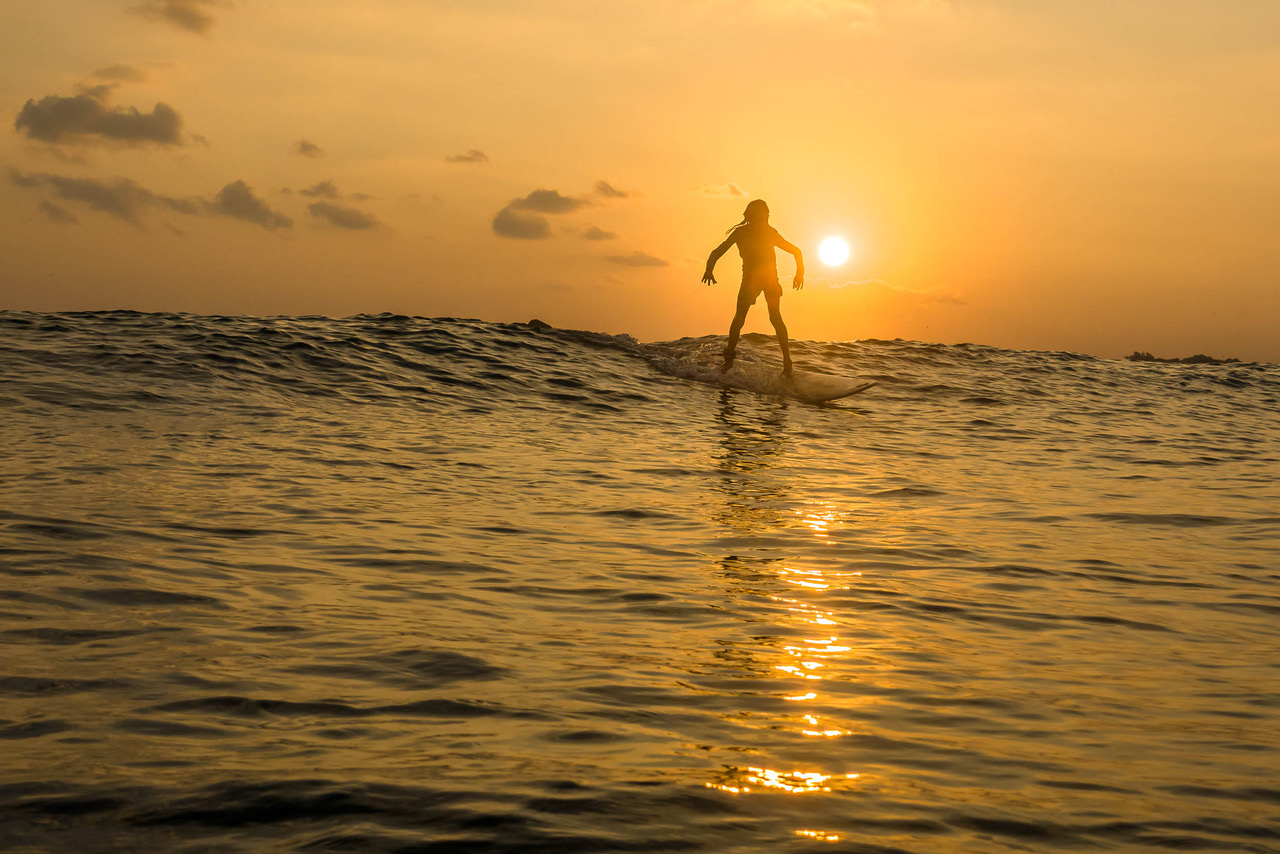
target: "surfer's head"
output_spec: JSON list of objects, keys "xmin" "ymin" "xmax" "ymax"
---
[{"xmin": 727, "ymin": 199, "xmax": 769, "ymax": 233}]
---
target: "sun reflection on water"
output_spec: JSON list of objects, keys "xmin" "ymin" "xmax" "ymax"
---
[
  {"xmin": 800, "ymin": 712, "xmax": 847, "ymax": 737},
  {"xmin": 776, "ymin": 595, "xmax": 840, "ymax": 626},
  {"xmin": 774, "ymin": 664, "xmax": 822, "ymax": 680},
  {"xmin": 706, "ymin": 767, "xmax": 859, "ymax": 795},
  {"xmin": 798, "ymin": 506, "xmax": 842, "ymax": 538},
  {"xmin": 704, "ymin": 460, "xmax": 869, "ymax": 803}
]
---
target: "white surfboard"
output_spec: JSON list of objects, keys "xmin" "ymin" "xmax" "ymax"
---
[
  {"xmin": 784, "ymin": 370, "xmax": 877, "ymax": 403},
  {"xmin": 681, "ymin": 343, "xmax": 875, "ymax": 402}
]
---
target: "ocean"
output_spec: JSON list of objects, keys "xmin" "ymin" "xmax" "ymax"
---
[{"xmin": 1, "ymin": 310, "xmax": 1278, "ymax": 853}]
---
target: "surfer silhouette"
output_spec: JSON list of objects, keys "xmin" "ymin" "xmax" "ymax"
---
[{"xmin": 702, "ymin": 199, "xmax": 804, "ymax": 376}]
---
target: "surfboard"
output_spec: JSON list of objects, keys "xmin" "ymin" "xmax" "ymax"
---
[
  {"xmin": 686, "ymin": 343, "xmax": 875, "ymax": 402},
  {"xmin": 784, "ymin": 370, "xmax": 877, "ymax": 403}
]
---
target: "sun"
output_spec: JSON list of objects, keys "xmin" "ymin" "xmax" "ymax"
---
[{"xmin": 818, "ymin": 236, "xmax": 850, "ymax": 266}]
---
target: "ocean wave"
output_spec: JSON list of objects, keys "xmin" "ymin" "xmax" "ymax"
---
[
  {"xmin": 2, "ymin": 310, "xmax": 1279, "ymax": 853},
  {"xmin": 3, "ymin": 311, "xmax": 1276, "ymax": 416}
]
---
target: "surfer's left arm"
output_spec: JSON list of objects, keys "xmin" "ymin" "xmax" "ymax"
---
[
  {"xmin": 776, "ymin": 234, "xmax": 805, "ymax": 290},
  {"xmin": 702, "ymin": 233, "xmax": 737, "ymax": 285}
]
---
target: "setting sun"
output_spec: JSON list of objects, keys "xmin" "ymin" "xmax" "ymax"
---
[{"xmin": 818, "ymin": 237, "xmax": 850, "ymax": 267}]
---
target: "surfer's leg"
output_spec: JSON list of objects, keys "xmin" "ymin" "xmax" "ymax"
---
[
  {"xmin": 765, "ymin": 291, "xmax": 792, "ymax": 376},
  {"xmin": 722, "ymin": 290, "xmax": 754, "ymax": 372},
  {"xmin": 722, "ymin": 306, "xmax": 748, "ymax": 372}
]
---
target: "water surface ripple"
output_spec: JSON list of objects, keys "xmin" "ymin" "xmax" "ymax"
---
[{"xmin": 1, "ymin": 311, "xmax": 1278, "ymax": 852}]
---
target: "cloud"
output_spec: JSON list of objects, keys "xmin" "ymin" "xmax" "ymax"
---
[
  {"xmin": 827, "ymin": 277, "xmax": 965, "ymax": 305},
  {"xmin": 79, "ymin": 81, "xmax": 119, "ymax": 99},
  {"xmin": 508, "ymin": 188, "xmax": 588, "ymax": 214},
  {"xmin": 14, "ymin": 88, "xmax": 184, "ymax": 147},
  {"xmin": 299, "ymin": 180, "xmax": 339, "ymax": 199},
  {"xmin": 595, "ymin": 180, "xmax": 629, "ymax": 199},
  {"xmin": 606, "ymin": 251, "xmax": 668, "ymax": 267},
  {"xmin": 10, "ymin": 169, "xmax": 290, "ymax": 230},
  {"xmin": 697, "ymin": 183, "xmax": 747, "ymax": 197},
  {"xmin": 582, "ymin": 226, "xmax": 616, "ymax": 241},
  {"xmin": 491, "ymin": 185, "xmax": 601, "ymax": 240},
  {"xmin": 308, "ymin": 201, "xmax": 377, "ymax": 230},
  {"xmin": 446, "ymin": 149, "xmax": 488, "ymax": 164},
  {"xmin": 10, "ymin": 170, "xmax": 197, "ymax": 224},
  {"xmin": 211, "ymin": 181, "xmax": 293, "ymax": 230},
  {"xmin": 295, "ymin": 180, "xmax": 375, "ymax": 208},
  {"xmin": 131, "ymin": 0, "xmax": 222, "ymax": 35},
  {"xmin": 492, "ymin": 207, "xmax": 550, "ymax": 239},
  {"xmin": 491, "ymin": 187, "xmax": 591, "ymax": 239},
  {"xmin": 293, "ymin": 139, "xmax": 324, "ymax": 158},
  {"xmin": 90, "ymin": 64, "xmax": 148, "ymax": 83},
  {"xmin": 39, "ymin": 200, "xmax": 78, "ymax": 224}
]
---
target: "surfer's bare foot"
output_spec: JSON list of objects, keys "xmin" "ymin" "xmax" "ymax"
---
[
  {"xmin": 719, "ymin": 349, "xmax": 735, "ymax": 373},
  {"xmin": 781, "ymin": 361, "xmax": 793, "ymax": 378}
]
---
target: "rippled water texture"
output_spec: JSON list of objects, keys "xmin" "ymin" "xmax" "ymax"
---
[{"xmin": 2, "ymin": 311, "xmax": 1278, "ymax": 852}]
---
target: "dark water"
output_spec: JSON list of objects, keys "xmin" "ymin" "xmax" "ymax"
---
[{"xmin": 1, "ymin": 311, "xmax": 1278, "ymax": 853}]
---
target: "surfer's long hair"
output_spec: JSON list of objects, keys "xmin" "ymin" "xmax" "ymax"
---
[{"xmin": 726, "ymin": 199, "xmax": 769, "ymax": 234}]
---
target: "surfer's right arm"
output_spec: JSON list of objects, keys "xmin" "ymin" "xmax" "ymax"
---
[
  {"xmin": 702, "ymin": 233, "xmax": 737, "ymax": 285},
  {"xmin": 773, "ymin": 232, "xmax": 804, "ymax": 290}
]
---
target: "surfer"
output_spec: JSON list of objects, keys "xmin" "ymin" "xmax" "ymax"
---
[{"xmin": 702, "ymin": 199, "xmax": 804, "ymax": 376}]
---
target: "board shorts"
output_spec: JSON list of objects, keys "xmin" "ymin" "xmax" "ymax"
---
[{"xmin": 738, "ymin": 271, "xmax": 783, "ymax": 305}]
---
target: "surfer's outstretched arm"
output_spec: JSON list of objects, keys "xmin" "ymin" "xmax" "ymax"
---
[
  {"xmin": 702, "ymin": 233, "xmax": 738, "ymax": 285},
  {"xmin": 776, "ymin": 235, "xmax": 805, "ymax": 289}
]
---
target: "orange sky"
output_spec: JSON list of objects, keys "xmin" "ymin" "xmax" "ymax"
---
[{"xmin": 3, "ymin": 1, "xmax": 1278, "ymax": 361}]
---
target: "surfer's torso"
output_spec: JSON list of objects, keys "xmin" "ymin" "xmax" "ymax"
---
[
  {"xmin": 731, "ymin": 223, "xmax": 783, "ymax": 301},
  {"xmin": 733, "ymin": 223, "xmax": 782, "ymax": 283}
]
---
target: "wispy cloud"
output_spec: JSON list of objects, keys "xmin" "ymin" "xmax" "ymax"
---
[
  {"xmin": 10, "ymin": 170, "xmax": 198, "ymax": 224},
  {"xmin": 826, "ymin": 277, "xmax": 965, "ymax": 305},
  {"xmin": 90, "ymin": 64, "xmax": 148, "ymax": 83},
  {"xmin": 582, "ymin": 226, "xmax": 616, "ymax": 241},
  {"xmin": 697, "ymin": 182, "xmax": 747, "ymax": 197},
  {"xmin": 211, "ymin": 181, "xmax": 292, "ymax": 230},
  {"xmin": 607, "ymin": 251, "xmax": 668, "ymax": 267},
  {"xmin": 130, "ymin": 0, "xmax": 224, "ymax": 35},
  {"xmin": 595, "ymin": 180, "xmax": 629, "ymax": 199},
  {"xmin": 11, "ymin": 169, "xmax": 291, "ymax": 230},
  {"xmin": 14, "ymin": 87, "xmax": 186, "ymax": 147},
  {"xmin": 299, "ymin": 180, "xmax": 339, "ymax": 199},
  {"xmin": 445, "ymin": 149, "xmax": 488, "ymax": 164},
  {"xmin": 292, "ymin": 139, "xmax": 324, "ymax": 158},
  {"xmin": 309, "ymin": 201, "xmax": 377, "ymax": 230},
  {"xmin": 39, "ymin": 200, "xmax": 78, "ymax": 225}
]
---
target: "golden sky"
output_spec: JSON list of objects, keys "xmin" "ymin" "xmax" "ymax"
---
[{"xmin": 3, "ymin": 0, "xmax": 1278, "ymax": 360}]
